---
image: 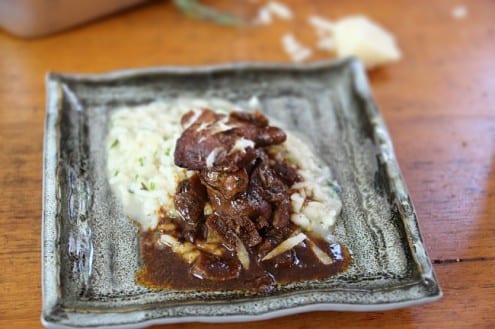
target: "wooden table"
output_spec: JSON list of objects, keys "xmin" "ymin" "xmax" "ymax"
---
[{"xmin": 1, "ymin": 0, "xmax": 494, "ymax": 328}]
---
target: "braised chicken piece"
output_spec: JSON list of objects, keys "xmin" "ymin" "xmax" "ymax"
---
[
  {"xmin": 272, "ymin": 196, "xmax": 291, "ymax": 229},
  {"xmin": 180, "ymin": 108, "xmax": 221, "ymax": 128}
]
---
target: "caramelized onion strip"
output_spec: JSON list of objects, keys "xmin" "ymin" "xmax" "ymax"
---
[
  {"xmin": 235, "ymin": 236, "xmax": 251, "ymax": 270},
  {"xmin": 261, "ymin": 232, "xmax": 307, "ymax": 261},
  {"xmin": 159, "ymin": 234, "xmax": 200, "ymax": 264},
  {"xmin": 305, "ymin": 238, "xmax": 333, "ymax": 265}
]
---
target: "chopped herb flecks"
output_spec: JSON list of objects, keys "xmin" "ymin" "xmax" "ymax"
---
[
  {"xmin": 140, "ymin": 182, "xmax": 149, "ymax": 191},
  {"xmin": 286, "ymin": 154, "xmax": 297, "ymax": 165},
  {"xmin": 169, "ymin": 209, "xmax": 179, "ymax": 218},
  {"xmin": 111, "ymin": 139, "xmax": 119, "ymax": 148},
  {"xmin": 328, "ymin": 180, "xmax": 342, "ymax": 194},
  {"xmin": 139, "ymin": 157, "xmax": 145, "ymax": 166}
]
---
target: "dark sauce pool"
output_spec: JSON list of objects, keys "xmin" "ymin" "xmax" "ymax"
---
[{"xmin": 136, "ymin": 230, "xmax": 351, "ymax": 293}]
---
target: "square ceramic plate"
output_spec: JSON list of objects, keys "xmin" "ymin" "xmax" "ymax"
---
[{"xmin": 42, "ymin": 59, "xmax": 441, "ymax": 329}]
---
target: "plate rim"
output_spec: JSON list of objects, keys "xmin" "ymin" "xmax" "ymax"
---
[{"xmin": 42, "ymin": 58, "xmax": 442, "ymax": 328}]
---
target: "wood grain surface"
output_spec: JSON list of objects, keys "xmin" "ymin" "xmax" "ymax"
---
[{"xmin": 1, "ymin": 0, "xmax": 494, "ymax": 328}]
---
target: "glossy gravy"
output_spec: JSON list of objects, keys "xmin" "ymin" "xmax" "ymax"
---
[{"xmin": 136, "ymin": 230, "xmax": 350, "ymax": 292}]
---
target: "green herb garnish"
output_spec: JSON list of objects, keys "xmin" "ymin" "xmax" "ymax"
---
[
  {"xmin": 328, "ymin": 180, "xmax": 342, "ymax": 194},
  {"xmin": 286, "ymin": 154, "xmax": 297, "ymax": 165},
  {"xmin": 110, "ymin": 139, "xmax": 119, "ymax": 148}
]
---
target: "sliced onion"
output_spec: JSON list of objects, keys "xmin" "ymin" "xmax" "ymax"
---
[
  {"xmin": 262, "ymin": 232, "xmax": 307, "ymax": 261},
  {"xmin": 235, "ymin": 236, "xmax": 250, "ymax": 270},
  {"xmin": 195, "ymin": 241, "xmax": 223, "ymax": 256},
  {"xmin": 159, "ymin": 234, "xmax": 199, "ymax": 264},
  {"xmin": 229, "ymin": 137, "xmax": 255, "ymax": 155},
  {"xmin": 206, "ymin": 148, "xmax": 220, "ymax": 168},
  {"xmin": 159, "ymin": 234, "xmax": 180, "ymax": 248},
  {"xmin": 306, "ymin": 238, "xmax": 333, "ymax": 265}
]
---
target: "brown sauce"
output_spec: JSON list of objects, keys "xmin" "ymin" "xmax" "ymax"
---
[
  {"xmin": 136, "ymin": 230, "xmax": 351, "ymax": 293},
  {"xmin": 135, "ymin": 108, "xmax": 352, "ymax": 293}
]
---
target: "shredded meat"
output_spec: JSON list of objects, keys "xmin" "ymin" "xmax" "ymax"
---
[
  {"xmin": 199, "ymin": 169, "xmax": 248, "ymax": 200},
  {"xmin": 249, "ymin": 158, "xmax": 288, "ymax": 203},
  {"xmin": 173, "ymin": 174, "xmax": 208, "ymax": 242},
  {"xmin": 174, "ymin": 109, "xmax": 286, "ymax": 172},
  {"xmin": 272, "ymin": 196, "xmax": 291, "ymax": 229},
  {"xmin": 206, "ymin": 213, "xmax": 262, "ymax": 249},
  {"xmin": 271, "ymin": 160, "xmax": 299, "ymax": 186},
  {"xmin": 173, "ymin": 108, "xmax": 299, "ymax": 282}
]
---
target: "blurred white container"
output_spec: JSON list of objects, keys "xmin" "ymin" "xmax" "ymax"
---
[{"xmin": 0, "ymin": 0, "xmax": 148, "ymax": 38}]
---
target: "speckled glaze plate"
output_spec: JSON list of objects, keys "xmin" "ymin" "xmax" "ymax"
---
[{"xmin": 42, "ymin": 59, "xmax": 441, "ymax": 329}]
